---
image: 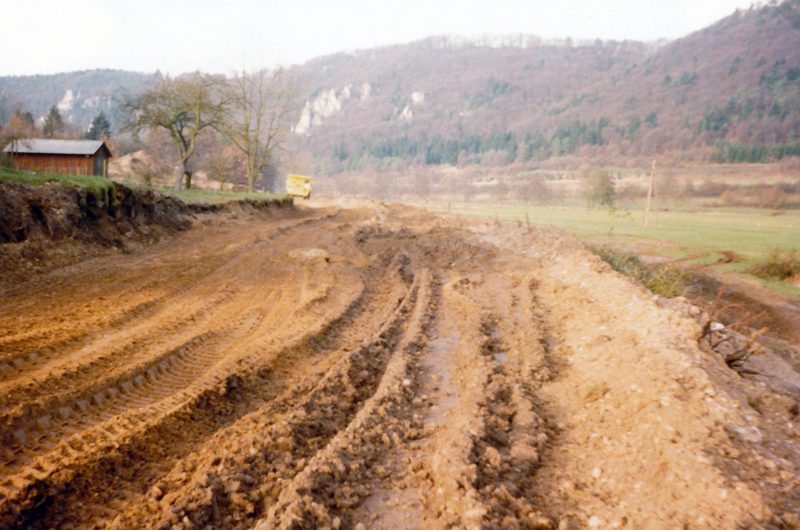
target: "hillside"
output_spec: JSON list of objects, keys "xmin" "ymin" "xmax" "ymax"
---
[
  {"xmin": 0, "ymin": 70, "xmax": 155, "ymax": 133},
  {"xmin": 1, "ymin": 3, "xmax": 800, "ymax": 168},
  {"xmin": 292, "ymin": 3, "xmax": 800, "ymax": 167}
]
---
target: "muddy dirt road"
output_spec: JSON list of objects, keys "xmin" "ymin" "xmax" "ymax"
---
[{"xmin": 1, "ymin": 200, "xmax": 799, "ymax": 530}]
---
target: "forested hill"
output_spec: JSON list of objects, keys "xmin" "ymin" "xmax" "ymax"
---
[
  {"xmin": 2, "ymin": 2, "xmax": 800, "ymax": 166},
  {"xmin": 293, "ymin": 2, "xmax": 800, "ymax": 166},
  {"xmin": 0, "ymin": 70, "xmax": 155, "ymax": 133}
]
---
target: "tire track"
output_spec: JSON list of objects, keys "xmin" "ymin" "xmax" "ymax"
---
[
  {"xmin": 0, "ymin": 206, "xmax": 341, "ymax": 365},
  {"xmin": 0, "ymin": 207, "xmax": 354, "ymax": 419},
  {"xmin": 260, "ymin": 268, "xmax": 436, "ymax": 530},
  {"xmin": 0, "ymin": 295, "xmax": 165, "ymax": 367},
  {"xmin": 3, "ymin": 268, "xmax": 360, "ymax": 520},
  {"xmin": 0, "ymin": 244, "xmax": 415, "ymax": 529},
  {"xmin": 394, "ymin": 272, "xmax": 553, "ymax": 530}
]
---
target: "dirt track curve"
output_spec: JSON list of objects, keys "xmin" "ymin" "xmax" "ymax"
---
[{"xmin": 1, "ymin": 200, "xmax": 799, "ymax": 530}]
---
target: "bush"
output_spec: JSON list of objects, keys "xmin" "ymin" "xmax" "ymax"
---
[
  {"xmin": 747, "ymin": 249, "xmax": 800, "ymax": 280},
  {"xmin": 587, "ymin": 169, "xmax": 615, "ymax": 208}
]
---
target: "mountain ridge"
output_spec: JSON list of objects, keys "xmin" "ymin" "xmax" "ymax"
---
[{"xmin": 2, "ymin": 3, "xmax": 799, "ymax": 166}]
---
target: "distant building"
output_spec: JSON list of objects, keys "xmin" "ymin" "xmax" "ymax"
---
[{"xmin": 3, "ymin": 139, "xmax": 113, "ymax": 177}]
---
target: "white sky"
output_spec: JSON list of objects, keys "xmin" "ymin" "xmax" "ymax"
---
[{"xmin": 1, "ymin": 0, "xmax": 759, "ymax": 77}]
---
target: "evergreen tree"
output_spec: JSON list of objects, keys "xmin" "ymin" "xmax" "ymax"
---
[
  {"xmin": 43, "ymin": 105, "xmax": 65, "ymax": 138},
  {"xmin": 14, "ymin": 109, "xmax": 35, "ymax": 126},
  {"xmin": 333, "ymin": 137, "xmax": 348, "ymax": 161},
  {"xmin": 86, "ymin": 111, "xmax": 112, "ymax": 140},
  {"xmin": 627, "ymin": 115, "xmax": 641, "ymax": 141}
]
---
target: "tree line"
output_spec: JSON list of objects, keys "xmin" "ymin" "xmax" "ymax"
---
[
  {"xmin": 714, "ymin": 139, "xmax": 800, "ymax": 162},
  {"xmin": 330, "ymin": 117, "xmax": 613, "ymax": 170},
  {"xmin": 1, "ymin": 69, "xmax": 300, "ymax": 193}
]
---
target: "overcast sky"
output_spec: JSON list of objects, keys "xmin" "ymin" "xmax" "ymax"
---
[{"xmin": 2, "ymin": 0, "xmax": 759, "ymax": 77}]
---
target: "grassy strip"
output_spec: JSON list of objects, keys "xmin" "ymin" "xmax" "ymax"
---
[
  {"xmin": 591, "ymin": 246, "xmax": 689, "ymax": 298},
  {"xmin": 0, "ymin": 168, "xmax": 120, "ymax": 202},
  {"xmin": 156, "ymin": 187, "xmax": 285, "ymax": 204},
  {"xmin": 0, "ymin": 169, "xmax": 287, "ymax": 206}
]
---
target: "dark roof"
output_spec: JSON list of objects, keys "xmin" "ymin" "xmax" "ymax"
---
[{"xmin": 3, "ymin": 139, "xmax": 112, "ymax": 157}]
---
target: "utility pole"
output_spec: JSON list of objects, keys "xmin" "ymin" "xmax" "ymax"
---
[
  {"xmin": 642, "ymin": 158, "xmax": 656, "ymax": 227},
  {"xmin": 653, "ymin": 159, "xmax": 660, "ymax": 228}
]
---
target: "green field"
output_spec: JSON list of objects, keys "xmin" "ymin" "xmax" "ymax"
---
[
  {"xmin": 416, "ymin": 200, "xmax": 800, "ymax": 296},
  {"xmin": 156, "ymin": 187, "xmax": 285, "ymax": 204}
]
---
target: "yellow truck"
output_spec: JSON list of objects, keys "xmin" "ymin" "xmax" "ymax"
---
[{"xmin": 286, "ymin": 174, "xmax": 312, "ymax": 199}]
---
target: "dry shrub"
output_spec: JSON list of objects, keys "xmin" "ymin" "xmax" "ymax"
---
[{"xmin": 747, "ymin": 249, "xmax": 800, "ymax": 281}]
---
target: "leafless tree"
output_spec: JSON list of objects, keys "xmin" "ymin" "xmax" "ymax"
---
[
  {"xmin": 118, "ymin": 72, "xmax": 228, "ymax": 191},
  {"xmin": 194, "ymin": 132, "xmax": 246, "ymax": 190},
  {"xmin": 223, "ymin": 67, "xmax": 300, "ymax": 193}
]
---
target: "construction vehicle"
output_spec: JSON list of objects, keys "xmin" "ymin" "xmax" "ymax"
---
[{"xmin": 286, "ymin": 175, "xmax": 312, "ymax": 199}]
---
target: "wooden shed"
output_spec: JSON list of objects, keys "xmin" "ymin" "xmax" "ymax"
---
[{"xmin": 3, "ymin": 139, "xmax": 113, "ymax": 177}]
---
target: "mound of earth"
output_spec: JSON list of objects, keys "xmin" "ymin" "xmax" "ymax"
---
[{"xmin": 0, "ymin": 196, "xmax": 798, "ymax": 530}]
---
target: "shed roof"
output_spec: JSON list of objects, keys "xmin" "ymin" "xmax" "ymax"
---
[{"xmin": 3, "ymin": 139, "xmax": 112, "ymax": 157}]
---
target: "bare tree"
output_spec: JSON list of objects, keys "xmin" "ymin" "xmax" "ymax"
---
[
  {"xmin": 118, "ymin": 72, "xmax": 228, "ymax": 191},
  {"xmin": 195, "ymin": 132, "xmax": 246, "ymax": 190},
  {"xmin": 141, "ymin": 128, "xmax": 180, "ymax": 186},
  {"xmin": 223, "ymin": 67, "xmax": 300, "ymax": 193}
]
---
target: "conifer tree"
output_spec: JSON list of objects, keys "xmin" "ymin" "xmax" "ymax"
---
[
  {"xmin": 86, "ymin": 111, "xmax": 112, "ymax": 140},
  {"xmin": 43, "ymin": 105, "xmax": 65, "ymax": 138}
]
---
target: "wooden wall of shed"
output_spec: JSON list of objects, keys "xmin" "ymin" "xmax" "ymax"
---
[
  {"xmin": 93, "ymin": 152, "xmax": 110, "ymax": 177},
  {"xmin": 12, "ymin": 154, "xmax": 95, "ymax": 176}
]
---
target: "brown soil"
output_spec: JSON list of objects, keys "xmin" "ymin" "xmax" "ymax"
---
[{"xmin": 1, "ymin": 194, "xmax": 799, "ymax": 530}]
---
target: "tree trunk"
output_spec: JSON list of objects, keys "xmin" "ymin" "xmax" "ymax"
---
[
  {"xmin": 246, "ymin": 162, "xmax": 256, "ymax": 193},
  {"xmin": 173, "ymin": 169, "xmax": 184, "ymax": 191},
  {"xmin": 185, "ymin": 171, "xmax": 193, "ymax": 190}
]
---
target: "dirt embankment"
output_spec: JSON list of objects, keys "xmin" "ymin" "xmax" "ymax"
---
[
  {"xmin": 0, "ymin": 182, "xmax": 192, "ymax": 245},
  {"xmin": 0, "ymin": 192, "xmax": 799, "ymax": 530},
  {"xmin": 0, "ymin": 182, "xmax": 292, "ymax": 282}
]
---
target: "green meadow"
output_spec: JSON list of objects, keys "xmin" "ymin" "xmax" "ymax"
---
[{"xmin": 416, "ymin": 200, "xmax": 800, "ymax": 296}]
